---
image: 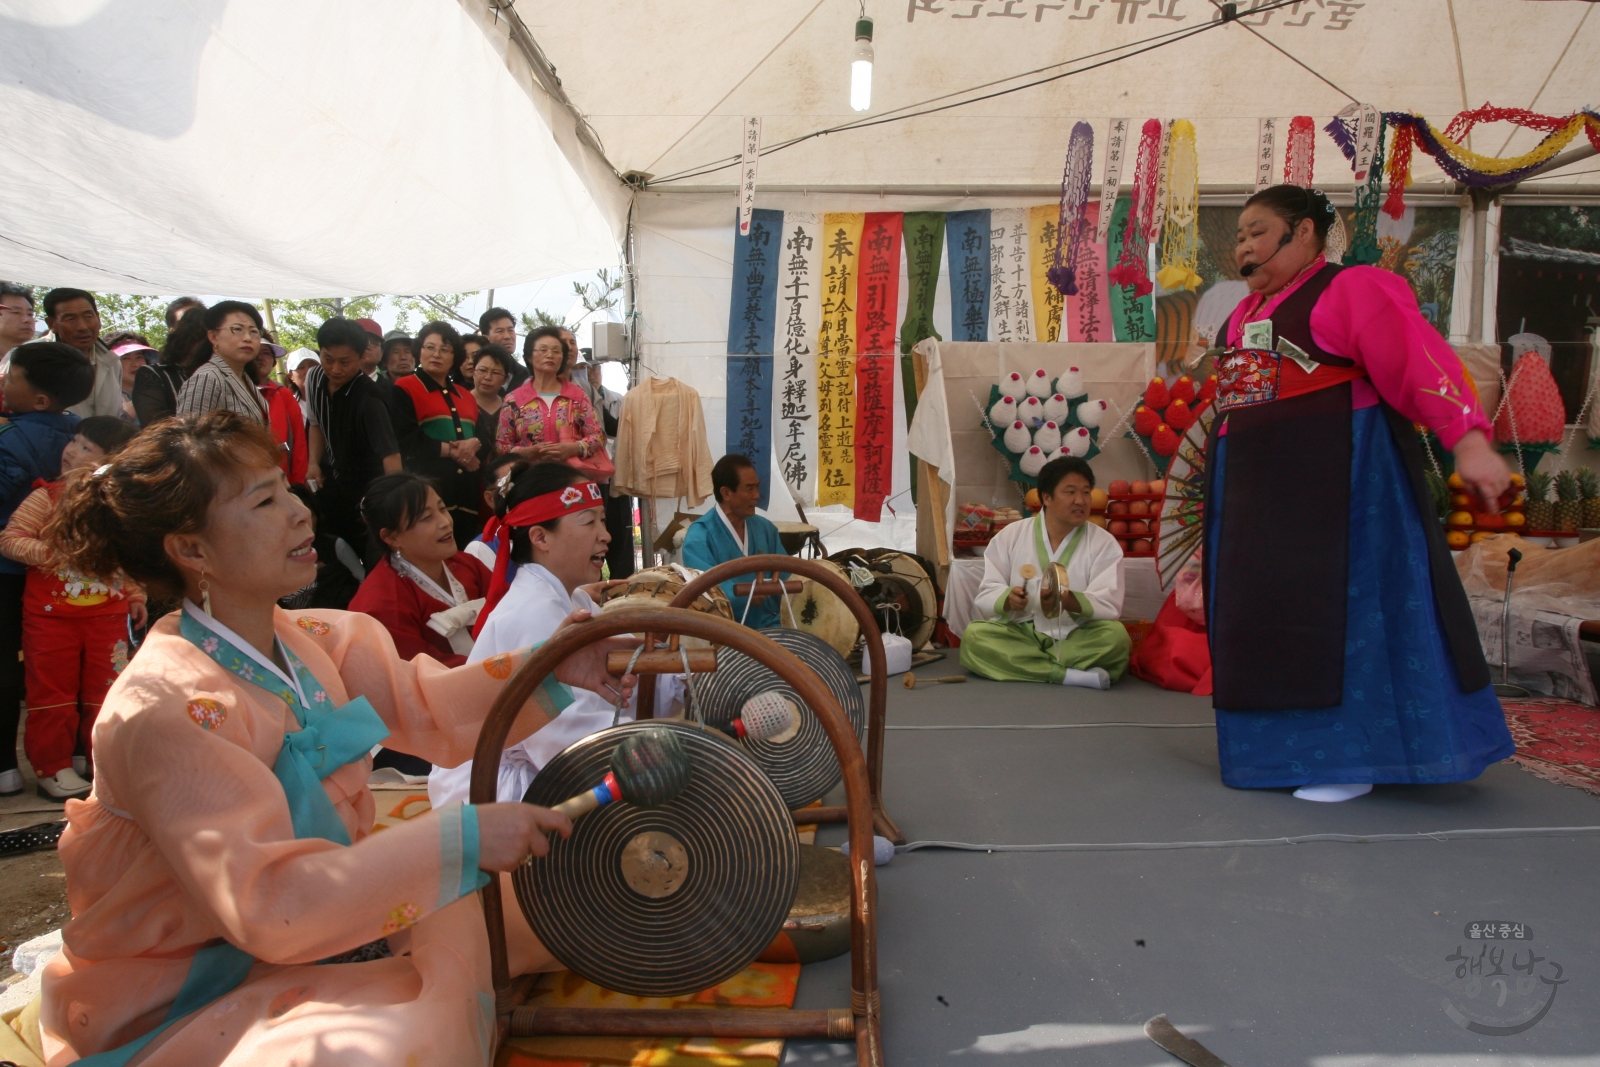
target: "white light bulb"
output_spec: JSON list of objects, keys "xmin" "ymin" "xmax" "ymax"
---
[
  {"xmin": 850, "ymin": 17, "xmax": 874, "ymax": 113},
  {"xmin": 850, "ymin": 51, "xmax": 873, "ymax": 112}
]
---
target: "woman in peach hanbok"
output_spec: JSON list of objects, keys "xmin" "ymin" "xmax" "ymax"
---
[{"xmin": 35, "ymin": 411, "xmax": 633, "ymax": 1067}]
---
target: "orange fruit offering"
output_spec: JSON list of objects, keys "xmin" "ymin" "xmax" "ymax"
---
[
  {"xmin": 1447, "ymin": 510, "xmax": 1474, "ymax": 528},
  {"xmin": 1446, "ymin": 530, "xmax": 1470, "ymax": 549},
  {"xmin": 1447, "ymin": 472, "xmax": 1466, "ymax": 490},
  {"xmin": 1505, "ymin": 511, "xmax": 1526, "ymax": 527}
]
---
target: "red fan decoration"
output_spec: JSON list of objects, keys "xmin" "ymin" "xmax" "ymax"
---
[{"xmin": 1494, "ymin": 352, "xmax": 1566, "ymax": 456}]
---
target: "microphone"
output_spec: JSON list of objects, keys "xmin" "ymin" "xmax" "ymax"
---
[
  {"xmin": 1239, "ymin": 232, "xmax": 1292, "ymax": 279},
  {"xmin": 550, "ymin": 727, "xmax": 691, "ymax": 819}
]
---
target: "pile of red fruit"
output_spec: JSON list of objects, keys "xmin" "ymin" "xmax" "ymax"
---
[
  {"xmin": 1133, "ymin": 374, "xmax": 1216, "ymax": 461},
  {"xmin": 1102, "ymin": 478, "xmax": 1165, "ymax": 557}
]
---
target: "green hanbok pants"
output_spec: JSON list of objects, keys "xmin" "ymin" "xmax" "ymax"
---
[{"xmin": 959, "ymin": 619, "xmax": 1131, "ymax": 685}]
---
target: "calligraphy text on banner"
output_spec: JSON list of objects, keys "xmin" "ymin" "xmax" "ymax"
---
[
  {"xmin": 1066, "ymin": 202, "xmax": 1113, "ymax": 342},
  {"xmin": 1106, "ymin": 195, "xmax": 1155, "ymax": 343},
  {"xmin": 738, "ymin": 117, "xmax": 762, "ymax": 236},
  {"xmin": 816, "ymin": 212, "xmax": 864, "ymax": 508},
  {"xmin": 727, "ymin": 207, "xmax": 781, "ymax": 354},
  {"xmin": 946, "ymin": 209, "xmax": 991, "ymax": 342},
  {"xmin": 777, "ymin": 211, "xmax": 820, "ymax": 506},
  {"xmin": 989, "ymin": 207, "xmax": 1034, "ymax": 344},
  {"xmin": 900, "ymin": 211, "xmax": 944, "ymax": 354},
  {"xmin": 854, "ymin": 354, "xmax": 894, "ymax": 522},
  {"xmin": 727, "ymin": 355, "xmax": 774, "ymax": 509},
  {"xmin": 857, "ymin": 212, "xmax": 904, "ymax": 355},
  {"xmin": 1028, "ymin": 203, "xmax": 1064, "ymax": 342}
]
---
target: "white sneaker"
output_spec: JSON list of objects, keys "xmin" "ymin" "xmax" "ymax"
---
[
  {"xmin": 1062, "ymin": 667, "xmax": 1112, "ymax": 690},
  {"xmin": 1293, "ymin": 782, "xmax": 1373, "ymax": 803},
  {"xmin": 39, "ymin": 768, "xmax": 92, "ymax": 800},
  {"xmin": 72, "ymin": 755, "xmax": 89, "ymax": 778},
  {"xmin": 0, "ymin": 767, "xmax": 22, "ymax": 796}
]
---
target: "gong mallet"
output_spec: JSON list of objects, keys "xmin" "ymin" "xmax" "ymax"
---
[
  {"xmin": 902, "ymin": 672, "xmax": 967, "ymax": 690},
  {"xmin": 715, "ymin": 690, "xmax": 803, "ymax": 742},
  {"xmin": 1492, "ymin": 547, "xmax": 1530, "ymax": 699},
  {"xmin": 551, "ymin": 728, "xmax": 692, "ymax": 819}
]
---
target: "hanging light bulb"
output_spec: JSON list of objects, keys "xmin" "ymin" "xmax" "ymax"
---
[{"xmin": 850, "ymin": 13, "xmax": 874, "ymax": 113}]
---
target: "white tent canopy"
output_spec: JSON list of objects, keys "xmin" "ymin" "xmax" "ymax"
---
[
  {"xmin": 3, "ymin": 1, "xmax": 1598, "ymax": 296},
  {"xmin": 0, "ymin": 0, "xmax": 625, "ymax": 296}
]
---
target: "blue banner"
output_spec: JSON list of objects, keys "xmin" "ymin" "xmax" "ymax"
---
[
  {"xmin": 727, "ymin": 355, "xmax": 775, "ymax": 509},
  {"xmin": 727, "ymin": 208, "xmax": 783, "ymax": 355},
  {"xmin": 945, "ymin": 209, "xmax": 990, "ymax": 342}
]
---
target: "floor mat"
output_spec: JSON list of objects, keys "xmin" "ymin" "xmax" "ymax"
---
[
  {"xmin": 1503, "ymin": 698, "xmax": 1600, "ymax": 796},
  {"xmin": 497, "ymin": 963, "xmax": 801, "ymax": 1067}
]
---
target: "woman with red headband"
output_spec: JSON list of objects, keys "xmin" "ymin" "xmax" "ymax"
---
[{"xmin": 430, "ymin": 462, "xmax": 680, "ymax": 809}]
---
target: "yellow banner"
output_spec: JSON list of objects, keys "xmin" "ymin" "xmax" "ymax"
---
[
  {"xmin": 816, "ymin": 212, "xmax": 863, "ymax": 507},
  {"xmin": 1028, "ymin": 203, "xmax": 1064, "ymax": 344}
]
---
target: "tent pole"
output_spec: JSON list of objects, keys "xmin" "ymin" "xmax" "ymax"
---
[{"xmin": 1468, "ymin": 188, "xmax": 1491, "ymax": 345}]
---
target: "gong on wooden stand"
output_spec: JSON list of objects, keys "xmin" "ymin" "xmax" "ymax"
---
[
  {"xmin": 472, "ymin": 604, "xmax": 884, "ymax": 1066},
  {"xmin": 639, "ymin": 554, "xmax": 903, "ymax": 845}
]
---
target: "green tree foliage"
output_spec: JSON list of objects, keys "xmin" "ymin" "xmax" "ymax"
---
[
  {"xmin": 392, "ymin": 293, "xmax": 480, "ymax": 335},
  {"xmin": 90, "ymin": 293, "xmax": 172, "ymax": 350},
  {"xmin": 518, "ymin": 269, "xmax": 623, "ymax": 336},
  {"xmin": 1501, "ymin": 205, "xmax": 1600, "ymax": 254},
  {"xmin": 263, "ymin": 295, "xmax": 383, "ymax": 352}
]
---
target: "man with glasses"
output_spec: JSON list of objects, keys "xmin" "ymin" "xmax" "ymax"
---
[{"xmin": 42, "ymin": 289, "xmax": 123, "ymax": 419}]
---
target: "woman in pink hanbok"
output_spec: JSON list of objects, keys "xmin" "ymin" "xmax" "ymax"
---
[{"xmin": 35, "ymin": 411, "xmax": 633, "ymax": 1066}]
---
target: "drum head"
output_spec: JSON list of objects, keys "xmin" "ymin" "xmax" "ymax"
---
[
  {"xmin": 878, "ymin": 551, "xmax": 938, "ymax": 650},
  {"xmin": 515, "ymin": 721, "xmax": 799, "ymax": 997},
  {"xmin": 779, "ymin": 559, "xmax": 858, "ymax": 659},
  {"xmin": 694, "ymin": 627, "xmax": 866, "ymax": 808}
]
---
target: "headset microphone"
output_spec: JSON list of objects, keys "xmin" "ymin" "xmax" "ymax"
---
[{"xmin": 1239, "ymin": 231, "xmax": 1292, "ymax": 279}]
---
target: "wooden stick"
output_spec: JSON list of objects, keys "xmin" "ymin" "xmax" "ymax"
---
[
  {"xmin": 903, "ymin": 673, "xmax": 966, "ymax": 689},
  {"xmin": 605, "ymin": 648, "xmax": 717, "ymax": 675},
  {"xmin": 510, "ymin": 1007, "xmax": 856, "ymax": 1040},
  {"xmin": 732, "ymin": 579, "xmax": 805, "ymax": 596}
]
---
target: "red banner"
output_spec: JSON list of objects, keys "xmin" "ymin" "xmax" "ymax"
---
[
  {"xmin": 855, "ymin": 212, "xmax": 903, "ymax": 355},
  {"xmin": 854, "ymin": 355, "xmax": 894, "ymax": 522},
  {"xmin": 853, "ymin": 213, "xmax": 901, "ymax": 522}
]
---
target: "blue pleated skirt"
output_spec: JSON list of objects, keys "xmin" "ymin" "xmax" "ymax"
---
[{"xmin": 1206, "ymin": 405, "xmax": 1515, "ymax": 789}]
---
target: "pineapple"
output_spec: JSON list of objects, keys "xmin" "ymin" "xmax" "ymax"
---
[
  {"xmin": 1580, "ymin": 467, "xmax": 1600, "ymax": 529},
  {"xmin": 1554, "ymin": 470, "xmax": 1582, "ymax": 532},
  {"xmin": 1525, "ymin": 469, "xmax": 1554, "ymax": 531}
]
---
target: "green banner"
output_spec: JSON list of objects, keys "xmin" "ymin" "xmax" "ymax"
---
[
  {"xmin": 1106, "ymin": 197, "xmax": 1156, "ymax": 344},
  {"xmin": 900, "ymin": 211, "xmax": 945, "ymax": 355}
]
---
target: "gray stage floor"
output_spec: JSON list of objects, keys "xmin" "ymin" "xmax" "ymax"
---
[{"xmin": 786, "ymin": 670, "xmax": 1600, "ymax": 1066}]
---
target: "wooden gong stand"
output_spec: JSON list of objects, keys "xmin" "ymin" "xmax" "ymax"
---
[
  {"xmin": 652, "ymin": 554, "xmax": 903, "ymax": 845},
  {"xmin": 472, "ymin": 604, "xmax": 884, "ymax": 1067}
]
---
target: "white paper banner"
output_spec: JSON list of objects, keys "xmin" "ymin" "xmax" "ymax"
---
[
  {"xmin": 1150, "ymin": 118, "xmax": 1174, "ymax": 243},
  {"xmin": 1096, "ymin": 117, "xmax": 1130, "ymax": 244},
  {"xmin": 1255, "ymin": 117, "xmax": 1277, "ymax": 192},
  {"xmin": 776, "ymin": 210, "xmax": 820, "ymax": 506},
  {"xmin": 988, "ymin": 207, "xmax": 1034, "ymax": 345},
  {"xmin": 1350, "ymin": 103, "xmax": 1381, "ymax": 183},
  {"xmin": 737, "ymin": 116, "xmax": 762, "ymax": 236}
]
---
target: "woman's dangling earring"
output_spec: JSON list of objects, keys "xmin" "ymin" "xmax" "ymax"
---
[{"xmin": 199, "ymin": 572, "xmax": 213, "ymax": 617}]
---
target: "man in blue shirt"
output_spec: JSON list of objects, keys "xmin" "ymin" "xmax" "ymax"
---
[{"xmin": 681, "ymin": 454, "xmax": 787, "ymax": 629}]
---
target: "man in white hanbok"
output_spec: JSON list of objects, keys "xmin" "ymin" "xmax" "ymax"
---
[{"xmin": 961, "ymin": 457, "xmax": 1130, "ymax": 689}]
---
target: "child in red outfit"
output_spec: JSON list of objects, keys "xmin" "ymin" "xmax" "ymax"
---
[{"xmin": 0, "ymin": 416, "xmax": 144, "ymax": 799}]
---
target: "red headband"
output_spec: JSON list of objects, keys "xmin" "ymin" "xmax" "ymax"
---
[{"xmin": 474, "ymin": 481, "xmax": 603, "ymax": 638}]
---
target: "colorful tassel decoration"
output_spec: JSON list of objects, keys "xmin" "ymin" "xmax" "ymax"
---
[
  {"xmin": 1108, "ymin": 119, "xmax": 1163, "ymax": 296},
  {"xmin": 1154, "ymin": 119, "xmax": 1202, "ymax": 293},
  {"xmin": 1283, "ymin": 116, "xmax": 1315, "ymax": 186},
  {"xmin": 1047, "ymin": 121, "xmax": 1095, "ymax": 297}
]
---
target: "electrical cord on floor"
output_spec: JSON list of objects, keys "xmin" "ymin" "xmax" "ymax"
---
[
  {"xmin": 895, "ymin": 825, "xmax": 1600, "ymax": 854},
  {"xmin": 887, "ymin": 722, "xmax": 1212, "ymax": 730}
]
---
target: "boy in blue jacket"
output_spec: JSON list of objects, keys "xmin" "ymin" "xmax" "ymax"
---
[{"xmin": 0, "ymin": 342, "xmax": 93, "ymax": 796}]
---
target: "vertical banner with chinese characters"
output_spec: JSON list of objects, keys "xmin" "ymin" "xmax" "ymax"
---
[
  {"xmin": 1255, "ymin": 117, "xmax": 1277, "ymax": 192},
  {"xmin": 726, "ymin": 355, "xmax": 774, "ymax": 509},
  {"xmin": 727, "ymin": 207, "xmax": 781, "ymax": 354},
  {"xmin": 854, "ymin": 213, "xmax": 901, "ymax": 522},
  {"xmin": 945, "ymin": 209, "xmax": 990, "ymax": 342},
  {"xmin": 1065, "ymin": 201, "xmax": 1113, "ymax": 342},
  {"xmin": 737, "ymin": 116, "xmax": 762, "ymax": 236},
  {"xmin": 776, "ymin": 211, "xmax": 820, "ymax": 507},
  {"xmin": 900, "ymin": 212, "xmax": 944, "ymax": 354},
  {"xmin": 1027, "ymin": 203, "xmax": 1064, "ymax": 342},
  {"xmin": 816, "ymin": 212, "xmax": 863, "ymax": 509},
  {"xmin": 854, "ymin": 355, "xmax": 894, "ymax": 521},
  {"xmin": 857, "ymin": 212, "xmax": 903, "ymax": 355},
  {"xmin": 987, "ymin": 208, "xmax": 1034, "ymax": 344},
  {"xmin": 1096, "ymin": 118, "xmax": 1130, "ymax": 244},
  {"xmin": 1106, "ymin": 196, "xmax": 1156, "ymax": 343}
]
